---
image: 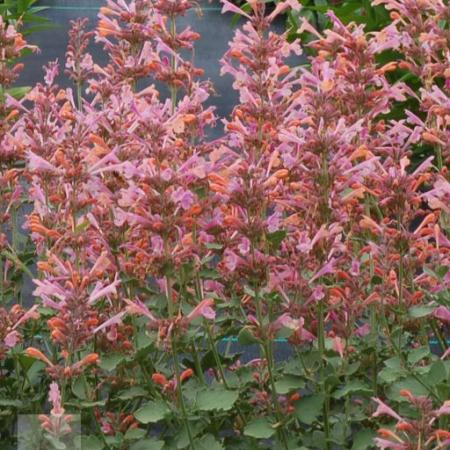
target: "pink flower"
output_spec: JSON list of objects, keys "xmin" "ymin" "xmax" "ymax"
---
[
  {"xmin": 4, "ymin": 331, "xmax": 20, "ymax": 348},
  {"xmin": 267, "ymin": 0, "xmax": 301, "ymax": 22},
  {"xmin": 221, "ymin": 0, "xmax": 252, "ymax": 19},
  {"xmin": 124, "ymin": 299, "xmax": 156, "ymax": 322},
  {"xmin": 267, "ymin": 211, "xmax": 281, "ymax": 233},
  {"xmin": 333, "ymin": 336, "xmax": 344, "ymax": 358},
  {"xmin": 372, "ymin": 398, "xmax": 403, "ymax": 421},
  {"xmin": 49, "ymin": 382, "xmax": 64, "ymax": 416},
  {"xmin": 27, "ymin": 151, "xmax": 60, "ymax": 173},
  {"xmin": 433, "ymin": 306, "xmax": 450, "ymax": 323},
  {"xmin": 171, "ymin": 187, "xmax": 195, "ymax": 210},
  {"xmin": 187, "ymin": 299, "xmax": 216, "ymax": 322},
  {"xmin": 436, "ymin": 400, "xmax": 450, "ymax": 417},
  {"xmin": 356, "ymin": 323, "xmax": 371, "ymax": 337},
  {"xmin": 88, "ymin": 274, "xmax": 120, "ymax": 305},
  {"xmin": 309, "ymin": 258, "xmax": 336, "ymax": 284}
]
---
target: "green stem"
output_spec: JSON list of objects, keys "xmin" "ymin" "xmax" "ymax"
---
[
  {"xmin": 370, "ymin": 305, "xmax": 378, "ymax": 396},
  {"xmin": 254, "ymin": 290, "xmax": 289, "ymax": 450},
  {"xmin": 318, "ymin": 300, "xmax": 331, "ymax": 450},
  {"xmin": 205, "ymin": 323, "xmax": 228, "ymax": 388},
  {"xmin": 76, "ymin": 81, "xmax": 82, "ymax": 111},
  {"xmin": 192, "ymin": 341, "xmax": 206, "ymax": 385},
  {"xmin": 172, "ymin": 339, "xmax": 196, "ymax": 450}
]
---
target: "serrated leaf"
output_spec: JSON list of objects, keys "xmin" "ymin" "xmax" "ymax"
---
[
  {"xmin": 237, "ymin": 327, "xmax": 259, "ymax": 345},
  {"xmin": 295, "ymin": 394, "xmax": 324, "ymax": 425},
  {"xmin": 99, "ymin": 354, "xmax": 124, "ymax": 372},
  {"xmin": 244, "ymin": 418, "xmax": 276, "ymax": 439},
  {"xmin": 134, "ymin": 401, "xmax": 170, "ymax": 424},
  {"xmin": 379, "ymin": 367, "xmax": 404, "ymax": 383},
  {"xmin": 117, "ymin": 386, "xmax": 147, "ymax": 400},
  {"xmin": 197, "ymin": 434, "xmax": 224, "ymax": 450},
  {"xmin": 274, "ymin": 375, "xmax": 304, "ymax": 394},
  {"xmin": 196, "ymin": 386, "xmax": 239, "ymax": 411},
  {"xmin": 130, "ymin": 439, "xmax": 164, "ymax": 450},
  {"xmin": 334, "ymin": 381, "xmax": 372, "ymax": 399},
  {"xmin": 409, "ymin": 305, "xmax": 434, "ymax": 318},
  {"xmin": 428, "ymin": 360, "xmax": 447, "ymax": 385},
  {"xmin": 388, "ymin": 377, "xmax": 429, "ymax": 401},
  {"xmin": 71, "ymin": 377, "xmax": 87, "ymax": 400},
  {"xmin": 351, "ymin": 428, "xmax": 376, "ymax": 450},
  {"xmin": 124, "ymin": 428, "xmax": 146, "ymax": 441},
  {"xmin": 384, "ymin": 356, "xmax": 402, "ymax": 369},
  {"xmin": 407, "ymin": 347, "xmax": 430, "ymax": 365}
]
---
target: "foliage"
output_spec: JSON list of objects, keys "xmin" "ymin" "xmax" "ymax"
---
[
  {"xmin": 0, "ymin": 1, "xmax": 449, "ymax": 450},
  {"xmin": 0, "ymin": 0, "xmax": 51, "ymax": 35}
]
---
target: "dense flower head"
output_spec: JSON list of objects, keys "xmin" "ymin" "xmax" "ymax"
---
[{"xmin": 1, "ymin": 0, "xmax": 450, "ymax": 448}]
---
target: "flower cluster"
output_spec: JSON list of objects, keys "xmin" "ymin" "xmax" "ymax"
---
[{"xmin": 0, "ymin": 1, "xmax": 449, "ymax": 449}]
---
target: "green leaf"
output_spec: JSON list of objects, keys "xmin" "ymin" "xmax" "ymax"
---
[
  {"xmin": 130, "ymin": 439, "xmax": 164, "ymax": 450},
  {"xmin": 197, "ymin": 434, "xmax": 224, "ymax": 450},
  {"xmin": 428, "ymin": 360, "xmax": 447, "ymax": 385},
  {"xmin": 379, "ymin": 367, "xmax": 404, "ymax": 383},
  {"xmin": 295, "ymin": 394, "xmax": 325, "ymax": 425},
  {"xmin": 351, "ymin": 428, "xmax": 376, "ymax": 450},
  {"xmin": 117, "ymin": 386, "xmax": 147, "ymax": 400},
  {"xmin": 196, "ymin": 386, "xmax": 239, "ymax": 411},
  {"xmin": 81, "ymin": 436, "xmax": 104, "ymax": 450},
  {"xmin": 267, "ymin": 230, "xmax": 287, "ymax": 249},
  {"xmin": 409, "ymin": 305, "xmax": 434, "ymax": 318},
  {"xmin": 407, "ymin": 347, "xmax": 430, "ymax": 365},
  {"xmin": 71, "ymin": 376, "xmax": 87, "ymax": 400},
  {"xmin": 134, "ymin": 401, "xmax": 170, "ymax": 424},
  {"xmin": 99, "ymin": 354, "xmax": 124, "ymax": 372},
  {"xmin": 124, "ymin": 429, "xmax": 147, "ymax": 441},
  {"xmin": 244, "ymin": 418, "xmax": 276, "ymax": 439},
  {"xmin": 388, "ymin": 377, "xmax": 429, "ymax": 401},
  {"xmin": 384, "ymin": 356, "xmax": 402, "ymax": 369},
  {"xmin": 237, "ymin": 327, "xmax": 259, "ymax": 345},
  {"xmin": 333, "ymin": 381, "xmax": 372, "ymax": 399},
  {"xmin": 274, "ymin": 375, "xmax": 304, "ymax": 395},
  {"xmin": 6, "ymin": 86, "xmax": 31, "ymax": 99},
  {"xmin": 205, "ymin": 242, "xmax": 222, "ymax": 250},
  {"xmin": 0, "ymin": 399, "xmax": 23, "ymax": 407}
]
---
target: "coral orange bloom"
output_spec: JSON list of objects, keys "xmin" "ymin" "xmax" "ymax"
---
[
  {"xmin": 97, "ymin": 19, "xmax": 119, "ymax": 37},
  {"xmin": 25, "ymin": 347, "xmax": 54, "ymax": 367},
  {"xmin": 395, "ymin": 422, "xmax": 414, "ymax": 432},
  {"xmin": 152, "ymin": 373, "xmax": 168, "ymax": 386},
  {"xmin": 78, "ymin": 353, "xmax": 100, "ymax": 367},
  {"xmin": 180, "ymin": 368, "xmax": 194, "ymax": 382}
]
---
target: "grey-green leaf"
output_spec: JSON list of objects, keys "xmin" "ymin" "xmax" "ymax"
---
[
  {"xmin": 134, "ymin": 401, "xmax": 170, "ymax": 424},
  {"xmin": 244, "ymin": 418, "xmax": 276, "ymax": 439},
  {"xmin": 196, "ymin": 386, "xmax": 239, "ymax": 411},
  {"xmin": 295, "ymin": 394, "xmax": 325, "ymax": 425}
]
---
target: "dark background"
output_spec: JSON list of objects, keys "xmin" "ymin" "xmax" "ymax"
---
[{"xmin": 19, "ymin": 0, "xmax": 291, "ymax": 138}]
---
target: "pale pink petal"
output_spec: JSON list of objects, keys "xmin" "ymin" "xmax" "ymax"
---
[
  {"xmin": 221, "ymin": 0, "xmax": 252, "ymax": 19},
  {"xmin": 433, "ymin": 306, "xmax": 450, "ymax": 323},
  {"xmin": 372, "ymin": 397, "xmax": 403, "ymax": 421},
  {"xmin": 187, "ymin": 299, "xmax": 216, "ymax": 322},
  {"xmin": 93, "ymin": 311, "xmax": 126, "ymax": 334},
  {"xmin": 4, "ymin": 331, "xmax": 20, "ymax": 348}
]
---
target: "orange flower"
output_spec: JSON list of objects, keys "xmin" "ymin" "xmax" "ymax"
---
[
  {"xmin": 97, "ymin": 19, "xmax": 119, "ymax": 38},
  {"xmin": 395, "ymin": 421, "xmax": 414, "ymax": 432},
  {"xmin": 152, "ymin": 373, "xmax": 168, "ymax": 386},
  {"xmin": 25, "ymin": 347, "xmax": 54, "ymax": 367},
  {"xmin": 180, "ymin": 368, "xmax": 194, "ymax": 383}
]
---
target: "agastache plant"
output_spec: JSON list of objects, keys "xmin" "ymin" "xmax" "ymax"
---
[{"xmin": 0, "ymin": 0, "xmax": 449, "ymax": 449}]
